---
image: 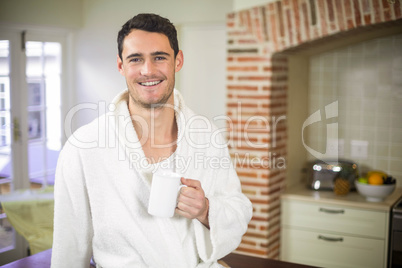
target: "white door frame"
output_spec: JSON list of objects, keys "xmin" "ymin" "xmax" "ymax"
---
[{"xmin": 0, "ymin": 25, "xmax": 70, "ymax": 264}]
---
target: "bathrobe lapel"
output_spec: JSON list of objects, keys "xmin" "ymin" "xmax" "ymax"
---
[{"xmin": 109, "ymin": 89, "xmax": 191, "ymax": 267}]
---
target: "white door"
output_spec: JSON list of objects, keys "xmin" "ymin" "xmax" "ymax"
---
[{"xmin": 0, "ymin": 29, "xmax": 64, "ymax": 264}]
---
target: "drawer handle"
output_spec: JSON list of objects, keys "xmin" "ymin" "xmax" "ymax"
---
[
  {"xmin": 318, "ymin": 235, "xmax": 344, "ymax": 242},
  {"xmin": 319, "ymin": 208, "xmax": 344, "ymax": 214}
]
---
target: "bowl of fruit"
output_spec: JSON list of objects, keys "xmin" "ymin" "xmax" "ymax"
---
[{"xmin": 355, "ymin": 171, "xmax": 396, "ymax": 202}]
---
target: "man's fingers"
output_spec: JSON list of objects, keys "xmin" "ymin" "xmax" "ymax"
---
[
  {"xmin": 180, "ymin": 185, "xmax": 203, "ymax": 200},
  {"xmin": 181, "ymin": 177, "xmax": 201, "ymax": 189},
  {"xmin": 178, "ymin": 193, "xmax": 203, "ymax": 209},
  {"xmin": 176, "ymin": 201, "xmax": 200, "ymax": 217}
]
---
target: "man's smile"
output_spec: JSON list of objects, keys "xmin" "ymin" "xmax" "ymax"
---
[{"xmin": 139, "ymin": 80, "xmax": 163, "ymax": 86}]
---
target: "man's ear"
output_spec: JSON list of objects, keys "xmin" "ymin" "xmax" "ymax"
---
[
  {"xmin": 117, "ymin": 55, "xmax": 125, "ymax": 75},
  {"xmin": 175, "ymin": 50, "xmax": 184, "ymax": 73}
]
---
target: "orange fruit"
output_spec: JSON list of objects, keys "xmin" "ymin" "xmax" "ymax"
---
[
  {"xmin": 368, "ymin": 173, "xmax": 384, "ymax": 185},
  {"xmin": 367, "ymin": 170, "xmax": 387, "ymax": 178}
]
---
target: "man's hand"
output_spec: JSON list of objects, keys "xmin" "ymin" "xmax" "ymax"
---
[{"xmin": 176, "ymin": 177, "xmax": 209, "ymax": 228}]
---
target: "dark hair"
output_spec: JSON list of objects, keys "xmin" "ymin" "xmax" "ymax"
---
[{"xmin": 117, "ymin": 13, "xmax": 179, "ymax": 61}]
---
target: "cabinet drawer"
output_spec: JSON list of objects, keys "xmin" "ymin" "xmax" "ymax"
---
[
  {"xmin": 280, "ymin": 227, "xmax": 385, "ymax": 268},
  {"xmin": 281, "ymin": 200, "xmax": 387, "ymax": 238}
]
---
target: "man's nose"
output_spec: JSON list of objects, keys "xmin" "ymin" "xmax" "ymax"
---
[{"xmin": 140, "ymin": 60, "xmax": 155, "ymax": 76}]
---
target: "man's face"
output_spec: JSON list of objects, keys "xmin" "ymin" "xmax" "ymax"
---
[{"xmin": 117, "ymin": 30, "xmax": 183, "ymax": 109}]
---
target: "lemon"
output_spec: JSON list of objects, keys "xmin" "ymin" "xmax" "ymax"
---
[
  {"xmin": 357, "ymin": 177, "xmax": 368, "ymax": 184},
  {"xmin": 368, "ymin": 173, "xmax": 384, "ymax": 185}
]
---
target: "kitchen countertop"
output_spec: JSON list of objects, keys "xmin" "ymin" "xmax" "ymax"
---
[
  {"xmin": 221, "ymin": 253, "xmax": 317, "ymax": 267},
  {"xmin": 282, "ymin": 183, "xmax": 402, "ymax": 211},
  {"xmin": 2, "ymin": 249, "xmax": 316, "ymax": 268}
]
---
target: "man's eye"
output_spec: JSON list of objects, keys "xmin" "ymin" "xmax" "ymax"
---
[
  {"xmin": 130, "ymin": 58, "xmax": 141, "ymax": 63},
  {"xmin": 155, "ymin": 57, "xmax": 166, "ymax": 61}
]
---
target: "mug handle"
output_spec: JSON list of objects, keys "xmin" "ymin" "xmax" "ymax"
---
[{"xmin": 176, "ymin": 185, "xmax": 187, "ymax": 201}]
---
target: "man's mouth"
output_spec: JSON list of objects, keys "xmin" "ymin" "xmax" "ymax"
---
[{"xmin": 139, "ymin": 80, "xmax": 162, "ymax": 86}]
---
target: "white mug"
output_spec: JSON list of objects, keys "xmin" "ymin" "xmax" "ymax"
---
[{"xmin": 148, "ymin": 172, "xmax": 185, "ymax": 218}]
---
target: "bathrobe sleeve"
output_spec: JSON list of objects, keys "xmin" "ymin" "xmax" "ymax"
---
[
  {"xmin": 51, "ymin": 142, "xmax": 93, "ymax": 267},
  {"xmin": 193, "ymin": 144, "xmax": 253, "ymax": 264}
]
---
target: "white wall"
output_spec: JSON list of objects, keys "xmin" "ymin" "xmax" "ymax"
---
[
  {"xmin": 233, "ymin": 0, "xmax": 275, "ymax": 11},
  {"xmin": 0, "ymin": 0, "xmax": 83, "ymax": 29},
  {"xmin": 179, "ymin": 24, "xmax": 227, "ymax": 129}
]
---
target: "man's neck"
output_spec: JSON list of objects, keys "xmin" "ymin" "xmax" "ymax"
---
[{"xmin": 128, "ymin": 96, "xmax": 178, "ymax": 162}]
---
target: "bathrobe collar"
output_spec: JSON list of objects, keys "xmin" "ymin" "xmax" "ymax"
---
[{"xmin": 110, "ymin": 88, "xmax": 188, "ymax": 181}]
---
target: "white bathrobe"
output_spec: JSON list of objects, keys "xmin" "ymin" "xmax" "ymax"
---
[{"xmin": 51, "ymin": 89, "xmax": 252, "ymax": 268}]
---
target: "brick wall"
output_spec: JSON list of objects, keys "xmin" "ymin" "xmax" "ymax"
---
[{"xmin": 227, "ymin": 0, "xmax": 402, "ymax": 258}]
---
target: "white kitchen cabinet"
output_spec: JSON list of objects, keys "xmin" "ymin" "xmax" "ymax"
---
[
  {"xmin": 280, "ymin": 185, "xmax": 402, "ymax": 268},
  {"xmin": 282, "ymin": 227, "xmax": 385, "ymax": 268}
]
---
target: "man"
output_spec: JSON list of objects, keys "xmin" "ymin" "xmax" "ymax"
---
[{"xmin": 51, "ymin": 13, "xmax": 252, "ymax": 268}]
